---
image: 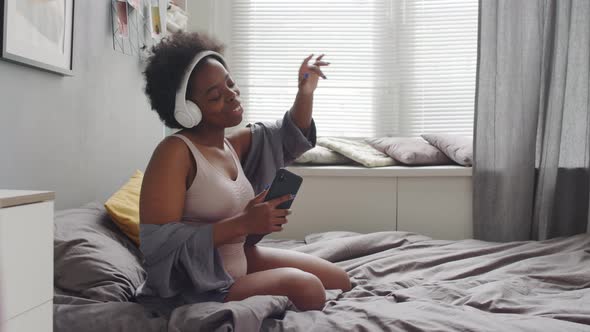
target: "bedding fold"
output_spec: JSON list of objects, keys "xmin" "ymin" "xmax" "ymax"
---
[{"xmin": 137, "ymin": 222, "xmax": 234, "ymax": 309}]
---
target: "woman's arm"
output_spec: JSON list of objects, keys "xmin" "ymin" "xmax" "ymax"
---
[
  {"xmin": 228, "ymin": 54, "xmax": 328, "ymax": 161},
  {"xmin": 139, "ymin": 136, "xmax": 247, "ymax": 247},
  {"xmin": 139, "ymin": 137, "xmax": 188, "ymax": 225},
  {"xmin": 291, "ymin": 54, "xmax": 328, "ymax": 132}
]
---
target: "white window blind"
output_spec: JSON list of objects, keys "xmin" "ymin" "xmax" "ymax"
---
[{"xmin": 229, "ymin": 0, "xmax": 478, "ymax": 137}]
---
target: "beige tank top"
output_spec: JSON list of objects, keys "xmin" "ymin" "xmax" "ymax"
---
[{"xmin": 172, "ymin": 134, "xmax": 255, "ymax": 279}]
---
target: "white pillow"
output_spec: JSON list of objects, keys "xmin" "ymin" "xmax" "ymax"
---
[
  {"xmin": 294, "ymin": 146, "xmax": 353, "ymax": 165},
  {"xmin": 317, "ymin": 137, "xmax": 398, "ymax": 168}
]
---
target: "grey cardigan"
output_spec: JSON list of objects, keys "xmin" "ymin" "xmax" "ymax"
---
[{"xmin": 137, "ymin": 111, "xmax": 316, "ymax": 314}]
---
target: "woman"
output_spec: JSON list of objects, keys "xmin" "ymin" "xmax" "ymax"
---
[{"xmin": 139, "ymin": 32, "xmax": 351, "ymax": 312}]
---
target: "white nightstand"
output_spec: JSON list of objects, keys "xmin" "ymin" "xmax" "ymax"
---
[{"xmin": 0, "ymin": 190, "xmax": 54, "ymax": 332}]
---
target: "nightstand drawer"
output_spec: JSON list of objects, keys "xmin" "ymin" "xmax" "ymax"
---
[
  {"xmin": 3, "ymin": 300, "xmax": 52, "ymax": 332},
  {"xmin": 0, "ymin": 201, "xmax": 54, "ymax": 319}
]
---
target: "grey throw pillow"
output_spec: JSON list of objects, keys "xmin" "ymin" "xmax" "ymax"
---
[
  {"xmin": 365, "ymin": 137, "xmax": 453, "ymax": 165},
  {"xmin": 421, "ymin": 133, "xmax": 473, "ymax": 166},
  {"xmin": 294, "ymin": 145, "xmax": 353, "ymax": 165},
  {"xmin": 54, "ymin": 203, "xmax": 146, "ymax": 302}
]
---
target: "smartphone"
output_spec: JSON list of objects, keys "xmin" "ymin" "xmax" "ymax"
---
[
  {"xmin": 245, "ymin": 168, "xmax": 302, "ymax": 246},
  {"xmin": 264, "ymin": 168, "xmax": 303, "ymax": 209}
]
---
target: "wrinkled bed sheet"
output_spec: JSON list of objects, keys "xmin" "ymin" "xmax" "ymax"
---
[{"xmin": 55, "ymin": 231, "xmax": 590, "ymax": 332}]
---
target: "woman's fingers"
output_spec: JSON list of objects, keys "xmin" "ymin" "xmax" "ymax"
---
[
  {"xmin": 270, "ymin": 212, "xmax": 290, "ymax": 232},
  {"xmin": 300, "ymin": 54, "xmax": 328, "ymax": 79},
  {"xmin": 272, "ymin": 209, "xmax": 292, "ymax": 217},
  {"xmin": 309, "ymin": 65, "xmax": 327, "ymax": 79},
  {"xmin": 273, "ymin": 217, "xmax": 288, "ymax": 224},
  {"xmin": 301, "ymin": 54, "xmax": 329, "ymax": 67},
  {"xmin": 314, "ymin": 61, "xmax": 330, "ymax": 67},
  {"xmin": 302, "ymin": 54, "xmax": 314, "ymax": 65},
  {"xmin": 253, "ymin": 189, "xmax": 269, "ymax": 203},
  {"xmin": 269, "ymin": 194, "xmax": 294, "ymax": 208}
]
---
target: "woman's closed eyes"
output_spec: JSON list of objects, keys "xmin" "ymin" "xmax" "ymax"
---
[{"xmin": 208, "ymin": 77, "xmax": 237, "ymax": 102}]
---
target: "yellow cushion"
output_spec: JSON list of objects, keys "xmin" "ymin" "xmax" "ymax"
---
[{"xmin": 104, "ymin": 170, "xmax": 143, "ymax": 246}]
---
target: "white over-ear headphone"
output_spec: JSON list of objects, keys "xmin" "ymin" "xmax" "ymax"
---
[{"xmin": 174, "ymin": 50, "xmax": 227, "ymax": 128}]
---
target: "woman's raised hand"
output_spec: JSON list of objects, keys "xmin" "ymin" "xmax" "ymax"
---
[
  {"xmin": 298, "ymin": 54, "xmax": 329, "ymax": 95},
  {"xmin": 240, "ymin": 190, "xmax": 293, "ymax": 234}
]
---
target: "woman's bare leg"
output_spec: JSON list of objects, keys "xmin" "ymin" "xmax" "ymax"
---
[
  {"xmin": 244, "ymin": 245, "xmax": 352, "ymax": 291},
  {"xmin": 224, "ymin": 267, "xmax": 326, "ymax": 311}
]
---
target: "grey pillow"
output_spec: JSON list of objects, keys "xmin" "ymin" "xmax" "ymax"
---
[
  {"xmin": 421, "ymin": 133, "xmax": 473, "ymax": 166},
  {"xmin": 365, "ymin": 137, "xmax": 453, "ymax": 165},
  {"xmin": 294, "ymin": 145, "xmax": 353, "ymax": 165},
  {"xmin": 54, "ymin": 203, "xmax": 146, "ymax": 302}
]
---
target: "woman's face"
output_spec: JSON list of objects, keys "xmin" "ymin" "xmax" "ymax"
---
[{"xmin": 187, "ymin": 58, "xmax": 243, "ymax": 128}]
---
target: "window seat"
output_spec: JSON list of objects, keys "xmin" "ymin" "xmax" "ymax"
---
[
  {"xmin": 287, "ymin": 165, "xmax": 472, "ymax": 177},
  {"xmin": 274, "ymin": 165, "xmax": 473, "ymax": 241}
]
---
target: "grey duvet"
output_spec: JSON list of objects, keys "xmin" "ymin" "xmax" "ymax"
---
[{"xmin": 54, "ymin": 229, "xmax": 590, "ymax": 332}]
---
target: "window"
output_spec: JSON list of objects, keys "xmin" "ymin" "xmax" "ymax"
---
[{"xmin": 229, "ymin": 0, "xmax": 478, "ymax": 137}]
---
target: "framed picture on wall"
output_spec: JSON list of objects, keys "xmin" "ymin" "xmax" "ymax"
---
[{"xmin": 0, "ymin": 0, "xmax": 74, "ymax": 75}]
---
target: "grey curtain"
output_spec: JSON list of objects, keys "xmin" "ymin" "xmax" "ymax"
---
[{"xmin": 474, "ymin": 0, "xmax": 590, "ymax": 241}]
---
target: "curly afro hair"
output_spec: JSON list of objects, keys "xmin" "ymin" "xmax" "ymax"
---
[{"xmin": 143, "ymin": 32, "xmax": 225, "ymax": 129}]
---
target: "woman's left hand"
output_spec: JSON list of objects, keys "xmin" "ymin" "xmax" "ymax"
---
[{"xmin": 298, "ymin": 54, "xmax": 329, "ymax": 95}]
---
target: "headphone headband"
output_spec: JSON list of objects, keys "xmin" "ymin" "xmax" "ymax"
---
[{"xmin": 174, "ymin": 50, "xmax": 227, "ymax": 128}]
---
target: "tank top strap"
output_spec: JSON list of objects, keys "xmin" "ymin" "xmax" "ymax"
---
[
  {"xmin": 223, "ymin": 137, "xmax": 242, "ymax": 166},
  {"xmin": 171, "ymin": 134, "xmax": 208, "ymax": 166}
]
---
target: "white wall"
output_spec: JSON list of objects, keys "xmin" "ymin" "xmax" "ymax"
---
[
  {"xmin": 0, "ymin": 1, "xmax": 163, "ymax": 209},
  {"xmin": 187, "ymin": 1, "xmax": 215, "ymax": 32},
  {"xmin": 186, "ymin": 0, "xmax": 242, "ymax": 136},
  {"xmin": 187, "ymin": 1, "xmax": 233, "ymax": 59}
]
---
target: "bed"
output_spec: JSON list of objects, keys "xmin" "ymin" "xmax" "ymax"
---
[{"xmin": 53, "ymin": 203, "xmax": 590, "ymax": 332}]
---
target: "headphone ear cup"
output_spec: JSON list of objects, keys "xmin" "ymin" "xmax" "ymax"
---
[
  {"xmin": 175, "ymin": 100, "xmax": 202, "ymax": 128},
  {"xmin": 174, "ymin": 100, "xmax": 202, "ymax": 128},
  {"xmin": 185, "ymin": 100, "xmax": 202, "ymax": 127}
]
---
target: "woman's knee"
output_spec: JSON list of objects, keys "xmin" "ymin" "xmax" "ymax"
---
[
  {"xmin": 317, "ymin": 264, "xmax": 352, "ymax": 291},
  {"xmin": 333, "ymin": 266, "xmax": 352, "ymax": 291},
  {"xmin": 280, "ymin": 268, "xmax": 326, "ymax": 311}
]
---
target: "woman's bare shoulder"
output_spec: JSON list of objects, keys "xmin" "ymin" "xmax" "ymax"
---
[
  {"xmin": 227, "ymin": 128, "xmax": 252, "ymax": 161},
  {"xmin": 149, "ymin": 135, "xmax": 191, "ymax": 165},
  {"xmin": 140, "ymin": 136, "xmax": 191, "ymax": 225},
  {"xmin": 143, "ymin": 135, "xmax": 194, "ymax": 186}
]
